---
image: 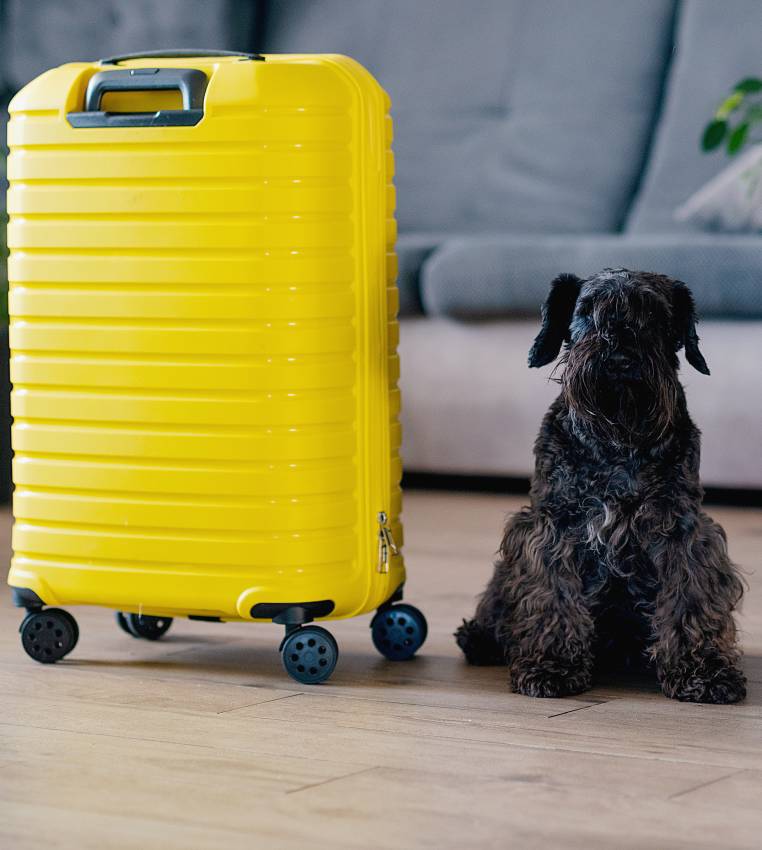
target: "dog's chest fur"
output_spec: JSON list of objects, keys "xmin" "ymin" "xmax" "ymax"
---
[
  {"xmin": 580, "ymin": 458, "xmax": 644, "ymax": 549},
  {"xmin": 542, "ymin": 407, "xmax": 677, "ymax": 576},
  {"xmin": 570, "ymin": 457, "xmax": 659, "ymax": 654},
  {"xmin": 554, "ymin": 450, "xmax": 662, "ymax": 595}
]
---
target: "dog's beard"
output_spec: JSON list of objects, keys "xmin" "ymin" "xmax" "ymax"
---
[{"xmin": 559, "ymin": 341, "xmax": 679, "ymax": 446}]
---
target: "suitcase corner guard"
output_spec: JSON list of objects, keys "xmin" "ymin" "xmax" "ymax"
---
[
  {"xmin": 250, "ymin": 600, "xmax": 335, "ymax": 624},
  {"xmin": 11, "ymin": 586, "xmax": 46, "ymax": 611}
]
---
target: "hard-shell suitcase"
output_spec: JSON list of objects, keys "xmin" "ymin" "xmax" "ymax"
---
[{"xmin": 6, "ymin": 49, "xmax": 426, "ymax": 683}]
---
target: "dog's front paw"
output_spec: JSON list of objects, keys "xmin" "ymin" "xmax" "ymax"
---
[
  {"xmin": 455, "ymin": 619, "xmax": 505, "ymax": 666},
  {"xmin": 662, "ymin": 665, "xmax": 746, "ymax": 704},
  {"xmin": 511, "ymin": 665, "xmax": 593, "ymax": 699}
]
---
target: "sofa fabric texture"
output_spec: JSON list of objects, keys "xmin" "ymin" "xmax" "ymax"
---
[
  {"xmin": 418, "ymin": 234, "xmax": 762, "ymax": 319},
  {"xmin": 399, "ymin": 318, "xmax": 762, "ymax": 488},
  {"xmin": 2, "ymin": 0, "xmax": 256, "ymax": 91},
  {"xmin": 626, "ymin": 0, "xmax": 762, "ymax": 234},
  {"xmin": 266, "ymin": 0, "xmax": 762, "ymax": 323},
  {"xmin": 674, "ymin": 145, "xmax": 762, "ymax": 234},
  {"xmin": 264, "ymin": 0, "xmax": 676, "ymax": 236}
]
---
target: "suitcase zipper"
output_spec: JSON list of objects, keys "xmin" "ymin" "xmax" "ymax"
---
[
  {"xmin": 356, "ymin": 69, "xmax": 395, "ymax": 581},
  {"xmin": 376, "ymin": 511, "xmax": 398, "ymax": 574}
]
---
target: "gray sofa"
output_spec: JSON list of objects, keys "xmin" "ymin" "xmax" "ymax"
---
[
  {"xmin": 263, "ymin": 0, "xmax": 762, "ymax": 488},
  {"xmin": 3, "ymin": 0, "xmax": 761, "ymax": 487}
]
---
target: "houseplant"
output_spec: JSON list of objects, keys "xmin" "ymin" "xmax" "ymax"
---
[
  {"xmin": 702, "ymin": 77, "xmax": 762, "ymax": 156},
  {"xmin": 677, "ymin": 78, "xmax": 762, "ymax": 231}
]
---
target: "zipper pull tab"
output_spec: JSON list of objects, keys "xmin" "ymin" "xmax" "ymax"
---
[{"xmin": 377, "ymin": 511, "xmax": 398, "ymax": 573}]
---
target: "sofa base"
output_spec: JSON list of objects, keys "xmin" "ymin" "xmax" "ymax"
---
[{"xmin": 399, "ymin": 317, "xmax": 762, "ymax": 489}]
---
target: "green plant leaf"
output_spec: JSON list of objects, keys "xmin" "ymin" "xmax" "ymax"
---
[
  {"xmin": 716, "ymin": 91, "xmax": 744, "ymax": 118},
  {"xmin": 701, "ymin": 119, "xmax": 727, "ymax": 151},
  {"xmin": 735, "ymin": 77, "xmax": 762, "ymax": 94},
  {"xmin": 727, "ymin": 122, "xmax": 750, "ymax": 154}
]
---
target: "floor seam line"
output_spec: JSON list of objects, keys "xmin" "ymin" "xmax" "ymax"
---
[
  {"xmin": 215, "ymin": 692, "xmax": 302, "ymax": 715},
  {"xmin": 234, "ymin": 712, "xmax": 756, "ymax": 768},
  {"xmin": 547, "ymin": 700, "xmax": 608, "ymax": 718},
  {"xmin": 286, "ymin": 766, "xmax": 378, "ymax": 796},
  {"xmin": 668, "ymin": 768, "xmax": 747, "ymax": 800}
]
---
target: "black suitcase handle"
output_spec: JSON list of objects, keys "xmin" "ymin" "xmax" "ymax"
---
[
  {"xmin": 68, "ymin": 67, "xmax": 208, "ymax": 128},
  {"xmin": 99, "ymin": 48, "xmax": 264, "ymax": 64},
  {"xmin": 85, "ymin": 68, "xmax": 207, "ymax": 112}
]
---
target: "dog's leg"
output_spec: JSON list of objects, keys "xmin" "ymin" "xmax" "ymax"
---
[
  {"xmin": 455, "ymin": 511, "xmax": 535, "ymax": 667},
  {"xmin": 455, "ymin": 568, "xmax": 510, "ymax": 666},
  {"xmin": 649, "ymin": 513, "xmax": 746, "ymax": 704},
  {"xmin": 459, "ymin": 509, "xmax": 595, "ymax": 696},
  {"xmin": 508, "ymin": 545, "xmax": 596, "ymax": 699}
]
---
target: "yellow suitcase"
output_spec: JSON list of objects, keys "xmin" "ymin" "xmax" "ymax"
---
[{"xmin": 6, "ymin": 49, "xmax": 426, "ymax": 683}]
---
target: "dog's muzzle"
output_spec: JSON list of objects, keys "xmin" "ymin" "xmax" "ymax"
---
[{"xmin": 605, "ymin": 352, "xmax": 642, "ymax": 381}]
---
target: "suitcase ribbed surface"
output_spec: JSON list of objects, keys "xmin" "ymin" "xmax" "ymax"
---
[{"xmin": 7, "ymin": 55, "xmax": 403, "ymax": 618}]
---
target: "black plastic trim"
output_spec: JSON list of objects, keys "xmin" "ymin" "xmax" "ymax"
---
[
  {"xmin": 11, "ymin": 586, "xmax": 44, "ymax": 610},
  {"xmin": 374, "ymin": 583, "xmax": 405, "ymax": 618},
  {"xmin": 84, "ymin": 67, "xmax": 207, "ymax": 112},
  {"xmin": 100, "ymin": 49, "xmax": 264, "ymax": 64},
  {"xmin": 68, "ymin": 67, "xmax": 207, "ymax": 128},
  {"xmin": 251, "ymin": 600, "xmax": 335, "ymax": 623},
  {"xmin": 67, "ymin": 109, "xmax": 204, "ymax": 128},
  {"xmin": 188, "ymin": 615, "xmax": 223, "ymax": 622},
  {"xmin": 387, "ymin": 583, "xmax": 405, "ymax": 605}
]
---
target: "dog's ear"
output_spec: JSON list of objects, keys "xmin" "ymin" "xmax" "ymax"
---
[
  {"xmin": 528, "ymin": 273, "xmax": 582, "ymax": 367},
  {"xmin": 672, "ymin": 281, "xmax": 710, "ymax": 375}
]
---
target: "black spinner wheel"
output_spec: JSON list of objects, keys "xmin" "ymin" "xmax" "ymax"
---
[
  {"xmin": 116, "ymin": 612, "xmax": 173, "ymax": 641},
  {"xmin": 371, "ymin": 603, "xmax": 428, "ymax": 661},
  {"xmin": 280, "ymin": 625, "xmax": 338, "ymax": 684},
  {"xmin": 56, "ymin": 608, "xmax": 80, "ymax": 651},
  {"xmin": 20, "ymin": 608, "xmax": 79, "ymax": 664}
]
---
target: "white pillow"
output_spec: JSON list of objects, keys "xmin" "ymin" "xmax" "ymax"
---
[{"xmin": 674, "ymin": 144, "xmax": 762, "ymax": 233}]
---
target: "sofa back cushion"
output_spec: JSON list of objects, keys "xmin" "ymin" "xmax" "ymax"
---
[
  {"xmin": 2, "ymin": 0, "xmax": 251, "ymax": 90},
  {"xmin": 263, "ymin": 0, "xmax": 675, "ymax": 234},
  {"xmin": 627, "ymin": 0, "xmax": 762, "ymax": 233}
]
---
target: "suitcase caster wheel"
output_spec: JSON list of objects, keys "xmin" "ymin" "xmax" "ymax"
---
[
  {"xmin": 116, "ymin": 612, "xmax": 173, "ymax": 641},
  {"xmin": 280, "ymin": 626, "xmax": 338, "ymax": 684},
  {"xmin": 20, "ymin": 608, "xmax": 79, "ymax": 664},
  {"xmin": 371, "ymin": 603, "xmax": 428, "ymax": 661}
]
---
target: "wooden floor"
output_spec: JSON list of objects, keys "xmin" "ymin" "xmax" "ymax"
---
[{"xmin": 1, "ymin": 491, "xmax": 761, "ymax": 849}]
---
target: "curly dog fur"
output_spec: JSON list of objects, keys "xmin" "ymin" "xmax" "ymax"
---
[{"xmin": 455, "ymin": 269, "xmax": 746, "ymax": 704}]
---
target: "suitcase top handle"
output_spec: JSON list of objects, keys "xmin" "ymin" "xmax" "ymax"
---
[
  {"xmin": 68, "ymin": 67, "xmax": 209, "ymax": 129},
  {"xmin": 84, "ymin": 68, "xmax": 207, "ymax": 112},
  {"xmin": 99, "ymin": 48, "xmax": 265, "ymax": 64}
]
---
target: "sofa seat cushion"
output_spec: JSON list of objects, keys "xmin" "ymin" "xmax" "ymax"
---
[
  {"xmin": 419, "ymin": 233, "xmax": 762, "ymax": 319},
  {"xmin": 395, "ymin": 234, "xmax": 444, "ymax": 315},
  {"xmin": 399, "ymin": 317, "xmax": 762, "ymax": 488},
  {"xmin": 627, "ymin": 0, "xmax": 762, "ymax": 234},
  {"xmin": 263, "ymin": 0, "xmax": 675, "ymax": 234}
]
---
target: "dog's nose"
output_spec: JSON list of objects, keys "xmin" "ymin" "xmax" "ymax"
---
[{"xmin": 607, "ymin": 351, "xmax": 641, "ymax": 379}]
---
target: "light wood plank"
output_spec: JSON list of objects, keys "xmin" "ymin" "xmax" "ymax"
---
[{"xmin": 1, "ymin": 490, "xmax": 761, "ymax": 849}]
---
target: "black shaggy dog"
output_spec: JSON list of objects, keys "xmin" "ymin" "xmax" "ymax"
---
[{"xmin": 455, "ymin": 269, "xmax": 746, "ymax": 704}]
